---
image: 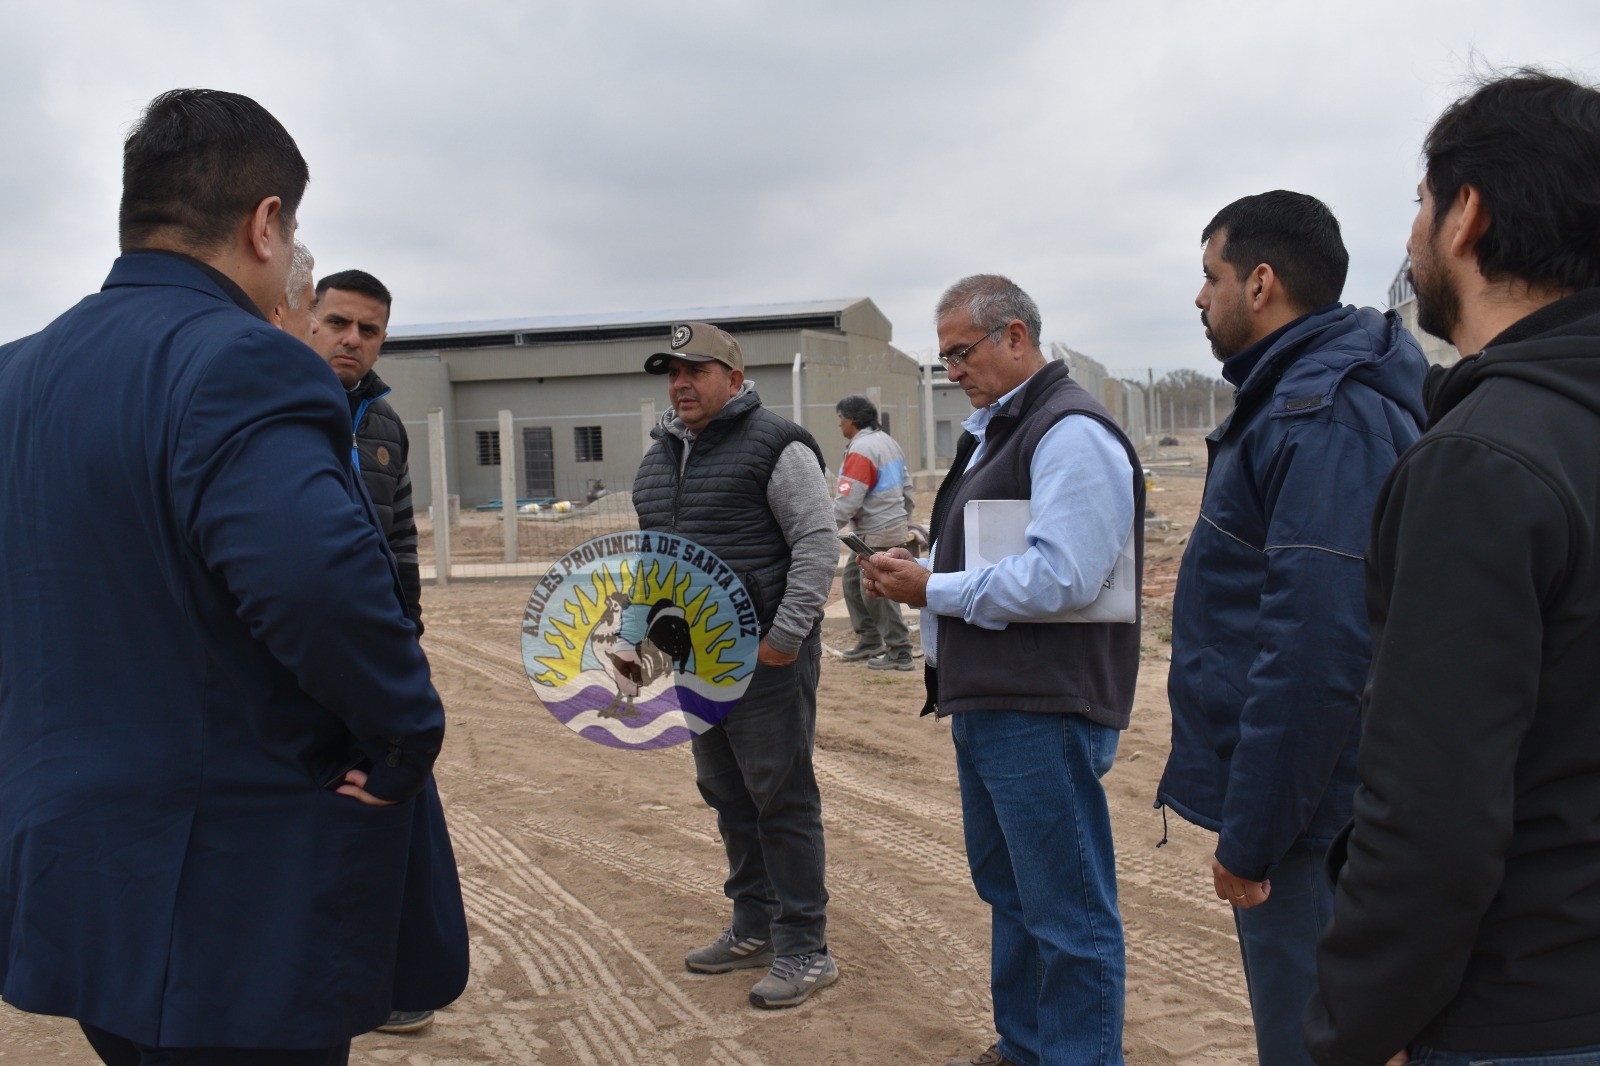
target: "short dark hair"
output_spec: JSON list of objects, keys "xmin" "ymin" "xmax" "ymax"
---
[
  {"xmin": 1201, "ymin": 191, "xmax": 1348, "ymax": 311},
  {"xmin": 315, "ymin": 269, "xmax": 393, "ymax": 311},
  {"xmin": 835, "ymin": 394, "xmax": 880, "ymax": 431},
  {"xmin": 1424, "ymin": 68, "xmax": 1600, "ymax": 292},
  {"xmin": 120, "ymin": 89, "xmax": 308, "ymax": 253}
]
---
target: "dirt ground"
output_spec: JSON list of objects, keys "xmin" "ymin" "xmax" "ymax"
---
[{"xmin": 0, "ymin": 444, "xmax": 1255, "ymax": 1065}]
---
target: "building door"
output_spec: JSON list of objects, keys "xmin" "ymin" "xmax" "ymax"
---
[{"xmin": 522, "ymin": 426, "xmax": 554, "ymax": 498}]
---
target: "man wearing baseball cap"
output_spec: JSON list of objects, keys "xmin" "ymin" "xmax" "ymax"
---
[{"xmin": 633, "ymin": 322, "xmax": 840, "ymax": 1009}]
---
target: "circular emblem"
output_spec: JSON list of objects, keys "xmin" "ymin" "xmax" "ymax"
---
[
  {"xmin": 521, "ymin": 532, "xmax": 759, "ymax": 749},
  {"xmin": 375, "ymin": 445, "xmax": 391, "ymax": 466},
  {"xmin": 670, "ymin": 324, "xmax": 692, "ymax": 350}
]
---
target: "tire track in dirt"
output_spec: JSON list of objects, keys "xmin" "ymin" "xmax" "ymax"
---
[
  {"xmin": 426, "ymin": 634, "xmax": 537, "ymax": 696},
  {"xmin": 449, "ymin": 808, "xmax": 766, "ymax": 1065},
  {"xmin": 1105, "ymin": 791, "xmax": 1251, "ymax": 1010},
  {"xmin": 820, "ymin": 782, "xmax": 972, "ymax": 886},
  {"xmin": 505, "ymin": 799, "xmax": 994, "ymax": 1037},
  {"xmin": 810, "ymin": 760, "xmax": 1247, "ymax": 1018},
  {"xmin": 427, "ymin": 622, "xmax": 1243, "ymax": 1042}
]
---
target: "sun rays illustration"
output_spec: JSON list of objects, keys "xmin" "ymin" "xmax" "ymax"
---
[{"xmin": 528, "ymin": 557, "xmax": 746, "ymax": 690}]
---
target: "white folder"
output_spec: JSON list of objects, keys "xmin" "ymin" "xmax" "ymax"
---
[{"xmin": 962, "ymin": 499, "xmax": 1137, "ymax": 624}]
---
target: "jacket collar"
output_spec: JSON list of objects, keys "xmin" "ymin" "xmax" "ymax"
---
[
  {"xmin": 1231, "ymin": 303, "xmax": 1346, "ymax": 404},
  {"xmin": 1424, "ymin": 288, "xmax": 1600, "ymax": 424},
  {"xmin": 1484, "ymin": 287, "xmax": 1600, "ymax": 350},
  {"xmin": 982, "ymin": 359, "xmax": 1072, "ymax": 447},
  {"xmin": 655, "ymin": 382, "xmax": 761, "ymax": 445},
  {"xmin": 1210, "ymin": 303, "xmax": 1426, "ymax": 441},
  {"xmin": 347, "ymin": 369, "xmax": 392, "ymax": 403},
  {"xmin": 105, "ymin": 250, "xmax": 268, "ymax": 322}
]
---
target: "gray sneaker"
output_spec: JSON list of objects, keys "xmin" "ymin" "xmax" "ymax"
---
[
  {"xmin": 749, "ymin": 951, "xmax": 839, "ymax": 1008},
  {"xmin": 866, "ymin": 650, "xmax": 914, "ymax": 671},
  {"xmin": 840, "ymin": 641, "xmax": 885, "ymax": 662},
  {"xmin": 685, "ymin": 927, "xmax": 774, "ymax": 974},
  {"xmin": 376, "ymin": 1009, "xmax": 435, "ymax": 1033}
]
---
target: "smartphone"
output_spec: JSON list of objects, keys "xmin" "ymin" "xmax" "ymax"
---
[{"xmin": 838, "ymin": 531, "xmax": 875, "ymax": 557}]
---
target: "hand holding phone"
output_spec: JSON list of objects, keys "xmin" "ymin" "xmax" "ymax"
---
[{"xmin": 838, "ymin": 531, "xmax": 874, "ymax": 557}]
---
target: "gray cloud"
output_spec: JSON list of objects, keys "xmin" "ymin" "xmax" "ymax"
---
[{"xmin": 2, "ymin": 0, "xmax": 1597, "ymax": 378}]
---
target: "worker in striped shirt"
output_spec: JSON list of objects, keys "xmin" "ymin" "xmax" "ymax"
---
[{"xmin": 832, "ymin": 394, "xmax": 916, "ymax": 670}]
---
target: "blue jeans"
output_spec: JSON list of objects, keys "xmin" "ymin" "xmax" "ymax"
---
[
  {"xmin": 1232, "ymin": 841, "xmax": 1333, "ymax": 1066},
  {"xmin": 692, "ymin": 632, "xmax": 827, "ymax": 957},
  {"xmin": 951, "ymin": 710, "xmax": 1124, "ymax": 1066},
  {"xmin": 1407, "ymin": 1044, "xmax": 1600, "ymax": 1065}
]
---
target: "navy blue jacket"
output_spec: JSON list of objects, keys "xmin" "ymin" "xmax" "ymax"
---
[
  {"xmin": 1158, "ymin": 305, "xmax": 1426, "ymax": 880},
  {"xmin": 0, "ymin": 253, "xmax": 466, "ymax": 1048}
]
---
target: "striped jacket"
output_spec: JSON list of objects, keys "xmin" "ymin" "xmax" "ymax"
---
[{"xmin": 832, "ymin": 427, "xmax": 913, "ymax": 548}]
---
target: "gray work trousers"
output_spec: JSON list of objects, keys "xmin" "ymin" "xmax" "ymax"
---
[{"xmin": 842, "ymin": 555, "xmax": 911, "ymax": 653}]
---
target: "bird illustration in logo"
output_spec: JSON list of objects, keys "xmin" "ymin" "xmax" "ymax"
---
[{"xmin": 586, "ymin": 592, "xmax": 695, "ymax": 719}]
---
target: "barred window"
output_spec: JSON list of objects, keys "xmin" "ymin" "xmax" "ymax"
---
[
  {"xmin": 475, "ymin": 430, "xmax": 501, "ymax": 466},
  {"xmin": 574, "ymin": 425, "xmax": 603, "ymax": 462}
]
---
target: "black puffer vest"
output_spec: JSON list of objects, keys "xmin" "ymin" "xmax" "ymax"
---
[
  {"xmin": 926, "ymin": 360, "xmax": 1144, "ymax": 728},
  {"xmin": 633, "ymin": 389, "xmax": 824, "ymax": 634},
  {"xmin": 347, "ymin": 371, "xmax": 408, "ymax": 539}
]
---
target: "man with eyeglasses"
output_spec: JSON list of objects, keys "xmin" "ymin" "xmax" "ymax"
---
[{"xmin": 862, "ymin": 275, "xmax": 1143, "ymax": 1066}]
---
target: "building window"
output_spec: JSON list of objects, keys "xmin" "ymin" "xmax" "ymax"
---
[
  {"xmin": 575, "ymin": 426, "xmax": 603, "ymax": 462},
  {"xmin": 475, "ymin": 431, "xmax": 501, "ymax": 466},
  {"xmin": 523, "ymin": 427, "xmax": 554, "ymax": 496},
  {"xmin": 881, "ymin": 411, "xmax": 892, "ymax": 437}
]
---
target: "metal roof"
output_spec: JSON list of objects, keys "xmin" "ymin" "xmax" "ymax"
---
[{"xmin": 385, "ymin": 298, "xmax": 870, "ymax": 342}]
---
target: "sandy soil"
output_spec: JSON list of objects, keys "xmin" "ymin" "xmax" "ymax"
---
[{"xmin": 0, "ymin": 445, "xmax": 1255, "ymax": 1065}]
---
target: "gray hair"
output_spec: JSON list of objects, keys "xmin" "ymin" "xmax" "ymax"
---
[
  {"xmin": 935, "ymin": 274, "xmax": 1042, "ymax": 347},
  {"xmin": 284, "ymin": 240, "xmax": 315, "ymax": 309},
  {"xmin": 834, "ymin": 394, "xmax": 880, "ymax": 431}
]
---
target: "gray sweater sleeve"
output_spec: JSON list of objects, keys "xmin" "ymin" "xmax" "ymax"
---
[{"xmin": 764, "ymin": 441, "xmax": 837, "ymax": 653}]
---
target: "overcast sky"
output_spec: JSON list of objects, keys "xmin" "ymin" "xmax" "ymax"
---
[{"xmin": 2, "ymin": 1, "xmax": 1596, "ymax": 378}]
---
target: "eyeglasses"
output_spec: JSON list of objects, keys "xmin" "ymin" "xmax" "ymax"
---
[{"xmin": 936, "ymin": 324, "xmax": 1004, "ymax": 369}]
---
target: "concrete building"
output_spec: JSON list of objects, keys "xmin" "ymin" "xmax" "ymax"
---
[
  {"xmin": 1388, "ymin": 256, "xmax": 1460, "ymax": 366},
  {"xmin": 1051, "ymin": 343, "xmax": 1148, "ymax": 443},
  {"xmin": 378, "ymin": 299, "xmax": 923, "ymax": 509}
]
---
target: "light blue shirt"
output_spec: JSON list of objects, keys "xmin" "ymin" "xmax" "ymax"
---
[{"xmin": 920, "ymin": 375, "xmax": 1134, "ymax": 666}]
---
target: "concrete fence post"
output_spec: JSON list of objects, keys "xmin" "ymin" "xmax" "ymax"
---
[
  {"xmin": 499, "ymin": 409, "xmax": 517, "ymax": 563},
  {"xmin": 428, "ymin": 407, "xmax": 450, "ymax": 587},
  {"xmin": 792, "ymin": 353, "xmax": 804, "ymax": 425},
  {"xmin": 640, "ymin": 399, "xmax": 656, "ymax": 455}
]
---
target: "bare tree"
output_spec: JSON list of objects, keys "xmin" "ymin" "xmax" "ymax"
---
[{"xmin": 1153, "ymin": 369, "xmax": 1230, "ymax": 431}]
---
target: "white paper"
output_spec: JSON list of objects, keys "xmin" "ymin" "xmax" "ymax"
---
[{"xmin": 962, "ymin": 499, "xmax": 1138, "ymax": 624}]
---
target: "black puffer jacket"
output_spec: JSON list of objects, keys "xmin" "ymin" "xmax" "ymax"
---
[
  {"xmin": 1307, "ymin": 289, "xmax": 1600, "ymax": 1062},
  {"xmin": 632, "ymin": 389, "xmax": 823, "ymax": 635},
  {"xmin": 347, "ymin": 370, "xmax": 422, "ymax": 631}
]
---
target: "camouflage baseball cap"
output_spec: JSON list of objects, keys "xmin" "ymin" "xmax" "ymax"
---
[{"xmin": 644, "ymin": 322, "xmax": 744, "ymax": 374}]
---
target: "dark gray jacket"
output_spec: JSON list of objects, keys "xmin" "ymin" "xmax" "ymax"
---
[
  {"xmin": 633, "ymin": 389, "xmax": 825, "ymax": 637},
  {"xmin": 348, "ymin": 371, "xmax": 422, "ymax": 631}
]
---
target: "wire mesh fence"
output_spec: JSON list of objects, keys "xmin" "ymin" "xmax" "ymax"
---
[{"xmin": 417, "ymin": 488, "xmax": 641, "ymax": 582}]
